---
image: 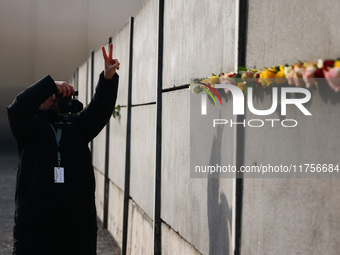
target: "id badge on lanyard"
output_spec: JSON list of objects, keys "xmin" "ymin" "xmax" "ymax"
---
[{"xmin": 49, "ymin": 123, "xmax": 64, "ymax": 183}]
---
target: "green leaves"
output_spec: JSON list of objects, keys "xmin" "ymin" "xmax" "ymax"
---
[
  {"xmin": 238, "ymin": 66, "xmax": 248, "ymax": 72},
  {"xmin": 112, "ymin": 105, "xmax": 121, "ymax": 119}
]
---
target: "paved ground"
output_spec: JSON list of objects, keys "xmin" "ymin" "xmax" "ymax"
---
[{"xmin": 0, "ymin": 152, "xmax": 121, "ymax": 255}]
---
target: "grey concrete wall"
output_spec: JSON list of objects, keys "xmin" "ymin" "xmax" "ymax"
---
[
  {"xmin": 108, "ymin": 22, "xmax": 131, "ymax": 190},
  {"xmin": 77, "ymin": 61, "xmax": 88, "ymax": 106},
  {"xmin": 162, "ymin": 89, "xmax": 234, "ymax": 254},
  {"xmin": 246, "ymin": 0, "xmax": 340, "ymax": 68},
  {"xmin": 94, "ymin": 167, "xmax": 106, "ymax": 221},
  {"xmin": 131, "ymin": 0, "xmax": 158, "ymax": 104},
  {"xmin": 92, "ymin": 46, "xmax": 106, "ymax": 173},
  {"xmin": 108, "ymin": 180, "xmax": 124, "ymax": 248},
  {"xmin": 162, "ymin": 223, "xmax": 202, "ymax": 255},
  {"xmin": 161, "ymin": 0, "xmax": 237, "ymax": 253},
  {"xmin": 162, "ymin": 0, "xmax": 236, "ymax": 89},
  {"xmin": 109, "ymin": 107, "xmax": 127, "ymax": 191},
  {"xmin": 112, "ymin": 23, "xmax": 131, "ymax": 107},
  {"xmin": 240, "ymin": 1, "xmax": 340, "ymax": 254},
  {"xmin": 127, "ymin": 200, "xmax": 154, "ymax": 254},
  {"xmin": 130, "ymin": 104, "xmax": 156, "ymax": 219},
  {"xmin": 241, "ymin": 87, "xmax": 340, "ymax": 254}
]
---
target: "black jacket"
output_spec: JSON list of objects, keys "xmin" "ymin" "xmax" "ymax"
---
[{"xmin": 7, "ymin": 71, "xmax": 119, "ymax": 254}]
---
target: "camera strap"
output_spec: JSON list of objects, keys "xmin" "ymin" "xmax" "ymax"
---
[{"xmin": 49, "ymin": 123, "xmax": 62, "ymax": 166}]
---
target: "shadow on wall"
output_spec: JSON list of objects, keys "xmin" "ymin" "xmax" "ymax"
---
[{"xmin": 207, "ymin": 115, "xmax": 232, "ymax": 254}]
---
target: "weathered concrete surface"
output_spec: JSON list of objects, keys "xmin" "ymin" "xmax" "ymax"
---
[
  {"xmin": 162, "ymin": 223, "xmax": 202, "ymax": 255},
  {"xmin": 162, "ymin": 0, "xmax": 236, "ymax": 89},
  {"xmin": 109, "ymin": 107, "xmax": 127, "ymax": 191},
  {"xmin": 77, "ymin": 60, "xmax": 88, "ymax": 106},
  {"xmin": 112, "ymin": 22, "xmax": 131, "ymax": 107},
  {"xmin": 94, "ymin": 167, "xmax": 105, "ymax": 221},
  {"xmin": 130, "ymin": 104, "xmax": 156, "ymax": 219},
  {"xmin": 108, "ymin": 21, "xmax": 130, "ymax": 191},
  {"xmin": 243, "ymin": 87, "xmax": 340, "ymax": 175},
  {"xmin": 92, "ymin": 125, "xmax": 107, "ymax": 174},
  {"xmin": 162, "ymin": 89, "xmax": 234, "ymax": 254},
  {"xmin": 87, "ymin": 57, "xmax": 93, "ymax": 104},
  {"xmin": 127, "ymin": 199, "xmax": 154, "ymax": 255},
  {"xmin": 131, "ymin": 0, "xmax": 158, "ymax": 105},
  {"xmin": 107, "ymin": 180, "xmax": 124, "ymax": 249},
  {"xmin": 246, "ymin": 0, "xmax": 340, "ymax": 69},
  {"xmin": 241, "ymin": 178, "xmax": 340, "ymax": 255},
  {"xmin": 241, "ymin": 87, "xmax": 340, "ymax": 254},
  {"xmin": 92, "ymin": 47, "xmax": 107, "ymax": 173}
]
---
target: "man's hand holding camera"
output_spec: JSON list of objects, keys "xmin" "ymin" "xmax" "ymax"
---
[{"xmin": 55, "ymin": 81, "xmax": 75, "ymax": 98}]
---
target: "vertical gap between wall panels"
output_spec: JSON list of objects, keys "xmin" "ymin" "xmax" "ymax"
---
[
  {"xmin": 86, "ymin": 60, "xmax": 89, "ymax": 106},
  {"xmin": 233, "ymin": 0, "xmax": 248, "ymax": 254},
  {"xmin": 122, "ymin": 16, "xmax": 134, "ymax": 255},
  {"xmin": 90, "ymin": 50, "xmax": 95, "ymax": 155},
  {"xmin": 103, "ymin": 37, "xmax": 113, "ymax": 229},
  {"xmin": 154, "ymin": 0, "xmax": 165, "ymax": 254}
]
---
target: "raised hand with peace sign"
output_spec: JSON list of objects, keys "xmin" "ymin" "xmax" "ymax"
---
[{"xmin": 102, "ymin": 43, "xmax": 120, "ymax": 80}]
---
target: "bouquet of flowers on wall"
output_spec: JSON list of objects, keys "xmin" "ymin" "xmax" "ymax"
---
[{"xmin": 190, "ymin": 59, "xmax": 340, "ymax": 95}]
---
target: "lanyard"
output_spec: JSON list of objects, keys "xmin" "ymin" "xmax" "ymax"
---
[{"xmin": 49, "ymin": 123, "xmax": 62, "ymax": 166}]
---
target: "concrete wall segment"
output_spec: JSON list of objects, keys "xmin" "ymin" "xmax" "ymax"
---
[
  {"xmin": 92, "ymin": 46, "xmax": 107, "ymax": 173},
  {"xmin": 93, "ymin": 46, "xmax": 106, "ymax": 80},
  {"xmin": 108, "ymin": 181, "xmax": 124, "ymax": 249},
  {"xmin": 162, "ymin": 89, "xmax": 234, "ymax": 254},
  {"xmin": 241, "ymin": 178, "xmax": 340, "ymax": 255},
  {"xmin": 111, "ymin": 22, "xmax": 131, "ymax": 106},
  {"xmin": 241, "ymin": 87, "xmax": 340, "ymax": 253},
  {"xmin": 94, "ymin": 168, "xmax": 105, "ymax": 221},
  {"xmin": 77, "ymin": 61, "xmax": 88, "ymax": 106},
  {"xmin": 109, "ymin": 107, "xmax": 127, "ymax": 190},
  {"xmin": 162, "ymin": 223, "xmax": 203, "ymax": 255},
  {"xmin": 246, "ymin": 0, "xmax": 340, "ymax": 69},
  {"xmin": 92, "ymin": 128, "xmax": 106, "ymax": 173},
  {"xmin": 87, "ymin": 58, "xmax": 92, "ymax": 105},
  {"xmin": 129, "ymin": 104, "xmax": 156, "ymax": 219},
  {"xmin": 131, "ymin": 0, "xmax": 158, "ymax": 104},
  {"xmin": 127, "ymin": 199, "xmax": 154, "ymax": 254},
  {"xmin": 243, "ymin": 87, "xmax": 340, "ymax": 175},
  {"xmin": 162, "ymin": 0, "xmax": 236, "ymax": 89}
]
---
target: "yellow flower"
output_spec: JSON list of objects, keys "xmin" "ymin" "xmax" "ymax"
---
[
  {"xmin": 208, "ymin": 75, "xmax": 219, "ymax": 87},
  {"xmin": 274, "ymin": 65, "xmax": 286, "ymax": 84},
  {"xmin": 259, "ymin": 68, "xmax": 276, "ymax": 86},
  {"xmin": 237, "ymin": 82, "xmax": 245, "ymax": 91},
  {"xmin": 334, "ymin": 60, "xmax": 340, "ymax": 68}
]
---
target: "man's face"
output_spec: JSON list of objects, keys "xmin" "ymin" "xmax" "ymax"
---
[{"xmin": 39, "ymin": 94, "xmax": 56, "ymax": 110}]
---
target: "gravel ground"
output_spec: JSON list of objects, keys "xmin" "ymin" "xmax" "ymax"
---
[{"xmin": 0, "ymin": 152, "xmax": 121, "ymax": 255}]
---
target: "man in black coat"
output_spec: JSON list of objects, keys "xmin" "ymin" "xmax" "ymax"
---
[{"xmin": 7, "ymin": 43, "xmax": 120, "ymax": 254}]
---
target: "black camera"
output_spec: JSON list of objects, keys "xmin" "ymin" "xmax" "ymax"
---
[{"xmin": 54, "ymin": 91, "xmax": 83, "ymax": 128}]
